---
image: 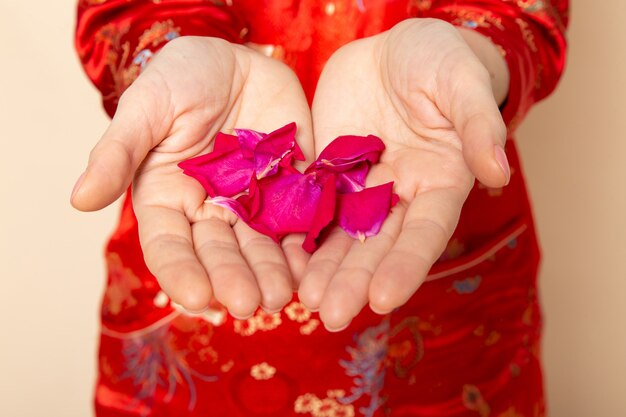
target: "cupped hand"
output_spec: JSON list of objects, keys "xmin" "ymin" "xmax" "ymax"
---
[
  {"xmin": 71, "ymin": 37, "xmax": 314, "ymax": 318},
  {"xmin": 298, "ymin": 19, "xmax": 510, "ymax": 330}
]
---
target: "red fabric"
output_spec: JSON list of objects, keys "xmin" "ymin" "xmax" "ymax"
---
[{"xmin": 75, "ymin": 1, "xmax": 568, "ymax": 416}]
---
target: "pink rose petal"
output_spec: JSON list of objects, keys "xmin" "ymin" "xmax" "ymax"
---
[
  {"xmin": 337, "ymin": 182, "xmax": 398, "ymax": 241},
  {"xmin": 302, "ymin": 175, "xmax": 337, "ymax": 253},
  {"xmin": 241, "ymin": 122, "xmax": 304, "ymax": 179},
  {"xmin": 212, "ymin": 132, "xmax": 241, "ymax": 154},
  {"xmin": 207, "ymin": 196, "xmax": 249, "ymax": 221},
  {"xmin": 214, "ymin": 171, "xmax": 322, "ymax": 242},
  {"xmin": 181, "ymin": 124, "xmax": 398, "ymax": 252},
  {"xmin": 179, "ymin": 123, "xmax": 302, "ymax": 197},
  {"xmin": 306, "ymin": 135, "xmax": 385, "ymax": 193},
  {"xmin": 313, "ymin": 134, "xmax": 385, "ymax": 168},
  {"xmin": 233, "ymin": 128, "xmax": 265, "ymax": 158},
  {"xmin": 178, "ymin": 136, "xmax": 254, "ymax": 197},
  {"xmin": 247, "ymin": 172, "xmax": 322, "ymax": 241}
]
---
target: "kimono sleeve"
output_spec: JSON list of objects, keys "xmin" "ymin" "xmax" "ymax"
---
[
  {"xmin": 75, "ymin": 0, "xmax": 248, "ymax": 116},
  {"xmin": 411, "ymin": 0, "xmax": 569, "ymax": 129}
]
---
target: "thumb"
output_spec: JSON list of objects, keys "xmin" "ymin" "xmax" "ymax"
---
[
  {"xmin": 70, "ymin": 81, "xmax": 171, "ymax": 211},
  {"xmin": 450, "ymin": 72, "xmax": 510, "ymax": 188}
]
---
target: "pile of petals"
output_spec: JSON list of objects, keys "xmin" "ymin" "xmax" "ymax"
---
[{"xmin": 179, "ymin": 123, "xmax": 399, "ymax": 253}]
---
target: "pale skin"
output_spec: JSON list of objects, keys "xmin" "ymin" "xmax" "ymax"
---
[{"xmin": 71, "ymin": 19, "xmax": 510, "ymax": 329}]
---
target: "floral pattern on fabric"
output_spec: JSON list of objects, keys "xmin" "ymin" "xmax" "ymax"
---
[
  {"xmin": 120, "ymin": 323, "xmax": 218, "ymax": 415},
  {"xmin": 251, "ymin": 362, "xmax": 277, "ymax": 380},
  {"xmin": 294, "ymin": 392, "xmax": 356, "ymax": 417},
  {"xmin": 103, "ymin": 253, "xmax": 142, "ymax": 317},
  {"xmin": 463, "ymin": 384, "xmax": 491, "ymax": 417},
  {"xmin": 233, "ymin": 309, "xmax": 282, "ymax": 335},
  {"xmin": 339, "ymin": 320, "xmax": 390, "ymax": 416}
]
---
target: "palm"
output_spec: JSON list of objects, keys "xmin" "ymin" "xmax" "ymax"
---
[
  {"xmin": 299, "ymin": 20, "xmax": 506, "ymax": 330},
  {"xmin": 73, "ymin": 38, "xmax": 314, "ymax": 317}
]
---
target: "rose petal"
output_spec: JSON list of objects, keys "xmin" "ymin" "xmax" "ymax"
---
[
  {"xmin": 253, "ymin": 122, "xmax": 304, "ymax": 178},
  {"xmin": 246, "ymin": 172, "xmax": 322, "ymax": 241},
  {"xmin": 179, "ymin": 140, "xmax": 253, "ymax": 198},
  {"xmin": 182, "ymin": 126, "xmax": 395, "ymax": 251},
  {"xmin": 233, "ymin": 128, "xmax": 266, "ymax": 158},
  {"xmin": 212, "ymin": 132, "xmax": 241, "ymax": 154},
  {"xmin": 337, "ymin": 182, "xmax": 398, "ymax": 240},
  {"xmin": 207, "ymin": 196, "xmax": 249, "ymax": 221},
  {"xmin": 179, "ymin": 123, "xmax": 303, "ymax": 197},
  {"xmin": 306, "ymin": 135, "xmax": 385, "ymax": 192},
  {"xmin": 215, "ymin": 171, "xmax": 322, "ymax": 242},
  {"xmin": 302, "ymin": 175, "xmax": 337, "ymax": 253},
  {"xmin": 208, "ymin": 195, "xmax": 284, "ymax": 239},
  {"xmin": 312, "ymin": 134, "xmax": 385, "ymax": 169}
]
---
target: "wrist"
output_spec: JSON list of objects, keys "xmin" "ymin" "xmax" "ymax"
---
[{"xmin": 456, "ymin": 27, "xmax": 510, "ymax": 106}]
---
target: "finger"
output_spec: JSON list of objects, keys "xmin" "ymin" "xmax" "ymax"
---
[
  {"xmin": 136, "ymin": 205, "xmax": 213, "ymax": 312},
  {"xmin": 298, "ymin": 229, "xmax": 354, "ymax": 311},
  {"xmin": 71, "ymin": 78, "xmax": 172, "ymax": 211},
  {"xmin": 318, "ymin": 205, "xmax": 405, "ymax": 331},
  {"xmin": 192, "ymin": 218, "xmax": 261, "ymax": 319},
  {"xmin": 447, "ymin": 62, "xmax": 509, "ymax": 188},
  {"xmin": 369, "ymin": 186, "xmax": 468, "ymax": 313},
  {"xmin": 234, "ymin": 223, "xmax": 293, "ymax": 312},
  {"xmin": 281, "ymin": 233, "xmax": 311, "ymax": 289}
]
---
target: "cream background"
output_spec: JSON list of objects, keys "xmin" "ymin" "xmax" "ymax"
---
[{"xmin": 0, "ymin": 0, "xmax": 624, "ymax": 415}]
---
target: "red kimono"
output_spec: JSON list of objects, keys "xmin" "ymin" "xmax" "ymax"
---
[{"xmin": 75, "ymin": 1, "xmax": 568, "ymax": 416}]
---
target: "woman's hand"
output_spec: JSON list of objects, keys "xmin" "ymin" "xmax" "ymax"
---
[
  {"xmin": 71, "ymin": 37, "xmax": 314, "ymax": 318},
  {"xmin": 298, "ymin": 19, "xmax": 510, "ymax": 330}
]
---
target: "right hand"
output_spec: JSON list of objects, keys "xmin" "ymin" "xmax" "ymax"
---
[{"xmin": 71, "ymin": 37, "xmax": 314, "ymax": 318}]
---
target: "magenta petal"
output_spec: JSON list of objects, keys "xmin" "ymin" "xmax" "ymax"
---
[
  {"xmin": 302, "ymin": 175, "xmax": 337, "ymax": 253},
  {"xmin": 313, "ymin": 134, "xmax": 385, "ymax": 169},
  {"xmin": 337, "ymin": 182, "xmax": 397, "ymax": 240},
  {"xmin": 306, "ymin": 135, "xmax": 386, "ymax": 192},
  {"xmin": 247, "ymin": 172, "xmax": 322, "ymax": 241},
  {"xmin": 235, "ymin": 123, "xmax": 302, "ymax": 179},
  {"xmin": 234, "ymin": 128, "xmax": 266, "ymax": 158},
  {"xmin": 332, "ymin": 161, "xmax": 370, "ymax": 193},
  {"xmin": 254, "ymin": 122, "xmax": 302, "ymax": 178},
  {"xmin": 179, "ymin": 123, "xmax": 303, "ymax": 198},
  {"xmin": 207, "ymin": 196, "xmax": 249, "ymax": 221},
  {"xmin": 178, "ymin": 133, "xmax": 239, "ymax": 172},
  {"xmin": 212, "ymin": 132, "xmax": 241, "ymax": 154},
  {"xmin": 178, "ymin": 132, "xmax": 252, "ymax": 197},
  {"xmin": 179, "ymin": 150, "xmax": 254, "ymax": 198}
]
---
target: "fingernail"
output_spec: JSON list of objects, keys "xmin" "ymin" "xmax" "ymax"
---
[
  {"xmin": 494, "ymin": 145, "xmax": 511, "ymax": 185},
  {"xmin": 324, "ymin": 322, "xmax": 351, "ymax": 333},
  {"xmin": 185, "ymin": 306, "xmax": 209, "ymax": 315},
  {"xmin": 260, "ymin": 305, "xmax": 281, "ymax": 314},
  {"xmin": 71, "ymin": 171, "xmax": 86, "ymax": 202},
  {"xmin": 230, "ymin": 311, "xmax": 255, "ymax": 321},
  {"xmin": 369, "ymin": 304, "xmax": 393, "ymax": 315}
]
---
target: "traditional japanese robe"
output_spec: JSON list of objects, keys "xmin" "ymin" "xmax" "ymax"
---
[{"xmin": 75, "ymin": 1, "xmax": 568, "ymax": 416}]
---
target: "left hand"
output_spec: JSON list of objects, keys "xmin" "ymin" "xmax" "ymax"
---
[{"xmin": 297, "ymin": 19, "xmax": 511, "ymax": 331}]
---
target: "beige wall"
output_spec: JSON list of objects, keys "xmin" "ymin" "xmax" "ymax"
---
[
  {"xmin": 516, "ymin": 1, "xmax": 626, "ymax": 414},
  {"xmin": 0, "ymin": 0, "xmax": 624, "ymax": 415}
]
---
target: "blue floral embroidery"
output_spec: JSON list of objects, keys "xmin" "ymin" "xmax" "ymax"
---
[
  {"xmin": 164, "ymin": 30, "xmax": 179, "ymax": 41},
  {"xmin": 452, "ymin": 275, "xmax": 482, "ymax": 294},
  {"xmin": 132, "ymin": 49, "xmax": 153, "ymax": 69},
  {"xmin": 339, "ymin": 320, "xmax": 390, "ymax": 417},
  {"xmin": 133, "ymin": 29, "xmax": 180, "ymax": 70},
  {"xmin": 121, "ymin": 325, "xmax": 217, "ymax": 414}
]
